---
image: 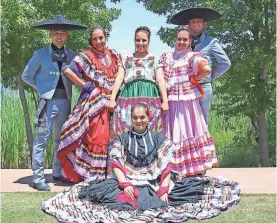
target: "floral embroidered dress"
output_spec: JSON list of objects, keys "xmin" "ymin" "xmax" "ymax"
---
[
  {"xmin": 57, "ymin": 49, "xmax": 119, "ymax": 183},
  {"xmin": 160, "ymin": 50, "xmax": 218, "ymax": 179},
  {"xmin": 113, "ymin": 54, "xmax": 163, "ymax": 135},
  {"xmin": 42, "ymin": 131, "xmax": 240, "ymax": 223}
]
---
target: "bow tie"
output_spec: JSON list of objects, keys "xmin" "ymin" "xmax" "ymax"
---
[{"xmin": 51, "ymin": 49, "xmax": 67, "ymax": 62}]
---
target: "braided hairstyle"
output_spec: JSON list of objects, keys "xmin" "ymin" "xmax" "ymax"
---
[
  {"xmin": 88, "ymin": 26, "xmax": 107, "ymax": 47},
  {"xmin": 131, "ymin": 102, "xmax": 150, "ymax": 118},
  {"xmin": 177, "ymin": 26, "xmax": 192, "ymax": 39},
  {"xmin": 176, "ymin": 26, "xmax": 193, "ymax": 50},
  {"xmin": 134, "ymin": 26, "xmax": 151, "ymax": 40}
]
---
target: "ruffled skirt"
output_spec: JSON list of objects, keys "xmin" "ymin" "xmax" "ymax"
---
[
  {"xmin": 113, "ymin": 80, "xmax": 163, "ymax": 135},
  {"xmin": 163, "ymin": 99, "xmax": 218, "ymax": 179},
  {"xmin": 58, "ymin": 89, "xmax": 111, "ymax": 183},
  {"xmin": 42, "ymin": 176, "xmax": 240, "ymax": 222}
]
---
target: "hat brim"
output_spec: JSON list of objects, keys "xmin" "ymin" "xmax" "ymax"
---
[
  {"xmin": 31, "ymin": 17, "xmax": 87, "ymax": 30},
  {"xmin": 170, "ymin": 8, "xmax": 222, "ymax": 25}
]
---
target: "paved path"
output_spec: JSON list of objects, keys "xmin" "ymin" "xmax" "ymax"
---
[{"xmin": 1, "ymin": 168, "xmax": 276, "ymax": 193}]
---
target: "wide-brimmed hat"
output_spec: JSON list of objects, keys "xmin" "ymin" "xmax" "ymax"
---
[
  {"xmin": 170, "ymin": 7, "xmax": 222, "ymax": 25},
  {"xmin": 31, "ymin": 15, "xmax": 87, "ymax": 30}
]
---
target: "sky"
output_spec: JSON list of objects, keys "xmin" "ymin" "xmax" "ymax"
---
[{"xmin": 106, "ymin": 0, "xmax": 174, "ymax": 56}]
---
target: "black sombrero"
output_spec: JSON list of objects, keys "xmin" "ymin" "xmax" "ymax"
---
[
  {"xmin": 170, "ymin": 8, "xmax": 222, "ymax": 25},
  {"xmin": 31, "ymin": 15, "xmax": 87, "ymax": 30}
]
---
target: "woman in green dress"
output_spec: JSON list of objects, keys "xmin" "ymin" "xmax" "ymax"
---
[{"xmin": 108, "ymin": 26, "xmax": 168, "ymax": 135}]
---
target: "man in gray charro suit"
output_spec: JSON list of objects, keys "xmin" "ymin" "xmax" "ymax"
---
[
  {"xmin": 171, "ymin": 8, "xmax": 231, "ymax": 125},
  {"xmin": 22, "ymin": 15, "xmax": 86, "ymax": 191}
]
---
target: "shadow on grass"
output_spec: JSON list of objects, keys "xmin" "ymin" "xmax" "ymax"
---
[{"xmin": 13, "ymin": 173, "xmax": 75, "ymax": 189}]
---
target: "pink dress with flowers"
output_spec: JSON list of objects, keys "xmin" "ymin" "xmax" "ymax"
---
[
  {"xmin": 160, "ymin": 50, "xmax": 218, "ymax": 179},
  {"xmin": 112, "ymin": 53, "xmax": 164, "ymax": 135}
]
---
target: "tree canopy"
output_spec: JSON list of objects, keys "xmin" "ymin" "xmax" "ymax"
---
[
  {"xmin": 137, "ymin": 0, "xmax": 276, "ymax": 166},
  {"xmin": 1, "ymin": 0, "xmax": 121, "ymax": 87}
]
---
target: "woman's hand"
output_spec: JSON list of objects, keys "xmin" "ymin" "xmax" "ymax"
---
[
  {"xmin": 81, "ymin": 82, "xmax": 95, "ymax": 93},
  {"xmin": 161, "ymin": 100, "xmax": 169, "ymax": 115},
  {"xmin": 189, "ymin": 75, "xmax": 201, "ymax": 84},
  {"xmin": 124, "ymin": 186, "xmax": 135, "ymax": 200},
  {"xmin": 160, "ymin": 193, "xmax": 169, "ymax": 203},
  {"xmin": 108, "ymin": 99, "xmax": 116, "ymax": 112},
  {"xmin": 196, "ymin": 64, "xmax": 211, "ymax": 80}
]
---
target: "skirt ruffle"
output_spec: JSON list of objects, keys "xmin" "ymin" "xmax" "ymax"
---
[
  {"xmin": 163, "ymin": 99, "xmax": 218, "ymax": 178},
  {"xmin": 113, "ymin": 80, "xmax": 163, "ymax": 135},
  {"xmin": 41, "ymin": 176, "xmax": 240, "ymax": 223},
  {"xmin": 59, "ymin": 109, "xmax": 110, "ymax": 183}
]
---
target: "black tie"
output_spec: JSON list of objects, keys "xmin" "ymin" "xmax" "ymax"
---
[
  {"xmin": 51, "ymin": 49, "xmax": 67, "ymax": 63},
  {"xmin": 191, "ymin": 36, "xmax": 201, "ymax": 50}
]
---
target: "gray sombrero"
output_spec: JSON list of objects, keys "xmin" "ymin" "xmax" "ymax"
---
[
  {"xmin": 31, "ymin": 15, "xmax": 87, "ymax": 30},
  {"xmin": 170, "ymin": 7, "xmax": 222, "ymax": 25}
]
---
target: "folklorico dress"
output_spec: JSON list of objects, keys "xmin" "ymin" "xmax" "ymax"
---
[
  {"xmin": 160, "ymin": 50, "xmax": 218, "ymax": 179},
  {"xmin": 113, "ymin": 54, "xmax": 163, "ymax": 135},
  {"xmin": 57, "ymin": 48, "xmax": 119, "ymax": 183},
  {"xmin": 42, "ymin": 130, "xmax": 240, "ymax": 222}
]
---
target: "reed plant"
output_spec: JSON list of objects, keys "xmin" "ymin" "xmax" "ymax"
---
[
  {"xmin": 1, "ymin": 87, "xmax": 79, "ymax": 169},
  {"xmin": 0, "ymin": 87, "xmax": 273, "ymax": 168}
]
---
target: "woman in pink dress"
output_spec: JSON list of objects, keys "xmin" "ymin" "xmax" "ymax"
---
[{"xmin": 160, "ymin": 27, "xmax": 218, "ymax": 180}]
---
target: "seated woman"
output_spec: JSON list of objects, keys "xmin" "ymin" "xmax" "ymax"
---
[{"xmin": 42, "ymin": 103, "xmax": 240, "ymax": 223}]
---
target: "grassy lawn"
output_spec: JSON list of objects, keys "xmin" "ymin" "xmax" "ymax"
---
[{"xmin": 1, "ymin": 193, "xmax": 276, "ymax": 223}]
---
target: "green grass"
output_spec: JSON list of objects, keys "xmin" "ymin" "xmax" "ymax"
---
[
  {"xmin": 1, "ymin": 193, "xmax": 276, "ymax": 223},
  {"xmin": 1, "ymin": 192, "xmax": 57, "ymax": 223}
]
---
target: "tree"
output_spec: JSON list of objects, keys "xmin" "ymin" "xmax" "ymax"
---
[
  {"xmin": 1, "ymin": 0, "xmax": 121, "ymax": 163},
  {"xmin": 137, "ymin": 0, "xmax": 276, "ymax": 166}
]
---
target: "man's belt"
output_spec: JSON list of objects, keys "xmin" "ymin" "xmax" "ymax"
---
[{"xmin": 52, "ymin": 88, "xmax": 67, "ymax": 99}]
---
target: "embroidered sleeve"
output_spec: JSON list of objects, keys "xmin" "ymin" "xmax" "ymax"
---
[
  {"xmin": 158, "ymin": 52, "xmax": 166, "ymax": 68},
  {"xmin": 68, "ymin": 55, "xmax": 84, "ymax": 79},
  {"xmin": 118, "ymin": 54, "xmax": 129, "ymax": 70},
  {"xmin": 109, "ymin": 132, "xmax": 129, "ymax": 164},
  {"xmin": 153, "ymin": 55, "xmax": 163, "ymax": 71},
  {"xmin": 191, "ymin": 53, "xmax": 208, "ymax": 75},
  {"xmin": 68, "ymin": 54, "xmax": 94, "ymax": 79},
  {"xmin": 156, "ymin": 137, "xmax": 175, "ymax": 171},
  {"xmin": 158, "ymin": 52, "xmax": 169, "ymax": 85},
  {"xmin": 118, "ymin": 53, "xmax": 125, "ymax": 68},
  {"xmin": 109, "ymin": 140, "xmax": 124, "ymax": 163}
]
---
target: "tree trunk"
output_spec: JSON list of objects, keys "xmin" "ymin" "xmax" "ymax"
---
[
  {"xmin": 31, "ymin": 89, "xmax": 38, "ymax": 110},
  {"xmin": 16, "ymin": 74, "xmax": 33, "ymax": 164},
  {"xmin": 256, "ymin": 59, "xmax": 270, "ymax": 166},
  {"xmin": 250, "ymin": 115, "xmax": 259, "ymax": 144},
  {"xmin": 257, "ymin": 111, "xmax": 269, "ymax": 166}
]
